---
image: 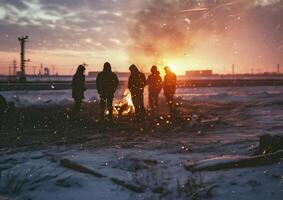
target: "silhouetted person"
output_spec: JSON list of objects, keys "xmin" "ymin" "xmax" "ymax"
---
[
  {"xmin": 72, "ymin": 65, "xmax": 86, "ymax": 114},
  {"xmin": 128, "ymin": 64, "xmax": 146, "ymax": 120},
  {"xmin": 147, "ymin": 65, "xmax": 162, "ymax": 115},
  {"xmin": 163, "ymin": 66, "xmax": 177, "ymax": 115},
  {"xmin": 0, "ymin": 95, "xmax": 7, "ymax": 126},
  {"xmin": 0, "ymin": 94, "xmax": 7, "ymax": 115},
  {"xmin": 0, "ymin": 95, "xmax": 14, "ymax": 130},
  {"xmin": 96, "ymin": 62, "xmax": 119, "ymax": 122}
]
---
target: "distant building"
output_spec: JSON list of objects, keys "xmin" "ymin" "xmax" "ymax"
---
[{"xmin": 186, "ymin": 70, "xmax": 213, "ymax": 77}]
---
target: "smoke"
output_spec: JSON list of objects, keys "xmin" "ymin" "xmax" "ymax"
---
[
  {"xmin": 128, "ymin": 0, "xmax": 283, "ymax": 70},
  {"xmin": 128, "ymin": 0, "xmax": 189, "ymax": 67}
]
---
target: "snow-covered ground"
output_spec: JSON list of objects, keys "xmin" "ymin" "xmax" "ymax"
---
[{"xmin": 0, "ymin": 86, "xmax": 283, "ymax": 199}]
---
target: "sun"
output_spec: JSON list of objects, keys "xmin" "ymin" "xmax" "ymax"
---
[
  {"xmin": 157, "ymin": 56, "xmax": 201, "ymax": 75},
  {"xmin": 166, "ymin": 63, "xmax": 178, "ymax": 73},
  {"xmin": 163, "ymin": 58, "xmax": 186, "ymax": 75}
]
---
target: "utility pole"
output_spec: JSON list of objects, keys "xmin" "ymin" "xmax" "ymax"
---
[
  {"xmin": 232, "ymin": 64, "xmax": 235, "ymax": 75},
  {"xmin": 40, "ymin": 63, "xmax": 43, "ymax": 76},
  {"xmin": 18, "ymin": 36, "xmax": 30, "ymax": 82},
  {"xmin": 277, "ymin": 64, "xmax": 280, "ymax": 74},
  {"xmin": 9, "ymin": 62, "xmax": 11, "ymax": 77},
  {"xmin": 52, "ymin": 65, "xmax": 55, "ymax": 75},
  {"xmin": 13, "ymin": 59, "xmax": 17, "ymax": 77},
  {"xmin": 33, "ymin": 66, "xmax": 36, "ymax": 76}
]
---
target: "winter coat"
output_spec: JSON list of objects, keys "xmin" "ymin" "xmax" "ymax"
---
[
  {"xmin": 147, "ymin": 73, "xmax": 162, "ymax": 94},
  {"xmin": 163, "ymin": 72, "xmax": 177, "ymax": 96},
  {"xmin": 96, "ymin": 71, "xmax": 119, "ymax": 98},
  {"xmin": 72, "ymin": 74, "xmax": 85, "ymax": 100},
  {"xmin": 128, "ymin": 71, "xmax": 146, "ymax": 95}
]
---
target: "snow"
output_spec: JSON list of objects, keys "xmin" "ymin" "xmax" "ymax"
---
[
  {"xmin": 0, "ymin": 86, "xmax": 283, "ymax": 199},
  {"xmin": 1, "ymin": 144, "xmax": 283, "ymax": 199}
]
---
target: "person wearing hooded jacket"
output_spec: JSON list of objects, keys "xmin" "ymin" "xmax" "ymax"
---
[
  {"xmin": 147, "ymin": 65, "xmax": 162, "ymax": 114},
  {"xmin": 163, "ymin": 66, "xmax": 177, "ymax": 115},
  {"xmin": 128, "ymin": 64, "xmax": 146, "ymax": 120},
  {"xmin": 72, "ymin": 64, "xmax": 86, "ymax": 113},
  {"xmin": 96, "ymin": 62, "xmax": 119, "ymax": 122}
]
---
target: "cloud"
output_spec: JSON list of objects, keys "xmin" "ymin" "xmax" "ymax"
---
[
  {"xmin": 127, "ymin": 0, "xmax": 283, "ymax": 67},
  {"xmin": 255, "ymin": 0, "xmax": 281, "ymax": 6},
  {"xmin": 0, "ymin": 0, "xmax": 282, "ymax": 72},
  {"xmin": 0, "ymin": 0, "xmax": 138, "ymax": 52},
  {"xmin": 1, "ymin": 0, "xmax": 29, "ymax": 10}
]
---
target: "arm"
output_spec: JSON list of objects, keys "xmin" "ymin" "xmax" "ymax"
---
[
  {"xmin": 173, "ymin": 74, "xmax": 177, "ymax": 93},
  {"xmin": 96, "ymin": 73, "xmax": 101, "ymax": 93},
  {"xmin": 128, "ymin": 76, "xmax": 132, "ymax": 91},
  {"xmin": 157, "ymin": 76, "xmax": 163, "ymax": 91},
  {"xmin": 82, "ymin": 76, "xmax": 86, "ymax": 91},
  {"xmin": 141, "ymin": 73, "xmax": 147, "ymax": 88},
  {"xmin": 115, "ymin": 74, "xmax": 119, "ymax": 88},
  {"xmin": 114, "ymin": 74, "xmax": 119, "ymax": 91},
  {"xmin": 72, "ymin": 76, "xmax": 75, "ymax": 89},
  {"xmin": 146, "ymin": 75, "xmax": 150, "ymax": 86}
]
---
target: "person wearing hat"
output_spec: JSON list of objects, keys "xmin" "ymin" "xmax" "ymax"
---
[
  {"xmin": 128, "ymin": 64, "xmax": 147, "ymax": 120},
  {"xmin": 72, "ymin": 64, "xmax": 86, "ymax": 114},
  {"xmin": 147, "ymin": 65, "xmax": 162, "ymax": 115},
  {"xmin": 163, "ymin": 66, "xmax": 177, "ymax": 115},
  {"xmin": 96, "ymin": 62, "xmax": 119, "ymax": 123}
]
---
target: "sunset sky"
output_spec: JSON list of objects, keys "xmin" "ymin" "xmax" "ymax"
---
[{"xmin": 0, "ymin": 0, "xmax": 282, "ymax": 75}]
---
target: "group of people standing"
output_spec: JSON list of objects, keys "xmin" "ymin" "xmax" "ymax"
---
[{"xmin": 72, "ymin": 62, "xmax": 177, "ymax": 122}]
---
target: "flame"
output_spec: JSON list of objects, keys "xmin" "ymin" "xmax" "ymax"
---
[
  {"xmin": 122, "ymin": 89, "xmax": 135, "ymax": 114},
  {"xmin": 114, "ymin": 89, "xmax": 135, "ymax": 116}
]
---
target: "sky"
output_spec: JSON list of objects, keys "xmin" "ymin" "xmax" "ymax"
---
[{"xmin": 0, "ymin": 0, "xmax": 282, "ymax": 75}]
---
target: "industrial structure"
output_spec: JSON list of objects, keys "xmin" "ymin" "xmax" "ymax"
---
[{"xmin": 18, "ymin": 35, "xmax": 30, "ymax": 82}]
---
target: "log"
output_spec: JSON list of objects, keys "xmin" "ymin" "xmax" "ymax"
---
[
  {"xmin": 60, "ymin": 159, "xmax": 105, "ymax": 178},
  {"xmin": 184, "ymin": 150, "xmax": 283, "ymax": 171},
  {"xmin": 110, "ymin": 177, "xmax": 145, "ymax": 193},
  {"xmin": 259, "ymin": 134, "xmax": 283, "ymax": 154},
  {"xmin": 0, "ymin": 196, "xmax": 10, "ymax": 200},
  {"xmin": 60, "ymin": 159, "xmax": 145, "ymax": 193}
]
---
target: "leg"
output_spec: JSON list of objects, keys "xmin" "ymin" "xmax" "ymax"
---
[
  {"xmin": 149, "ymin": 92, "xmax": 158, "ymax": 115},
  {"xmin": 132, "ymin": 93, "xmax": 144, "ymax": 120},
  {"xmin": 100, "ymin": 96, "xmax": 106, "ymax": 121},
  {"xmin": 106, "ymin": 97, "xmax": 114, "ymax": 122},
  {"xmin": 149, "ymin": 92, "xmax": 155, "ymax": 114},
  {"xmin": 137, "ymin": 93, "xmax": 145, "ymax": 119},
  {"xmin": 131, "ymin": 94, "xmax": 139, "ymax": 118},
  {"xmin": 165, "ymin": 94, "xmax": 176, "ymax": 115},
  {"xmin": 73, "ymin": 99, "xmax": 82, "ymax": 114},
  {"xmin": 153, "ymin": 92, "xmax": 159, "ymax": 114}
]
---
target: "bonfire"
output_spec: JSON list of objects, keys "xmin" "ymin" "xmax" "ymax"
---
[{"xmin": 113, "ymin": 89, "xmax": 135, "ymax": 117}]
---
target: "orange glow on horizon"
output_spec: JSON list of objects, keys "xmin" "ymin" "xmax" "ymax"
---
[{"xmin": 155, "ymin": 56, "xmax": 210, "ymax": 76}]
